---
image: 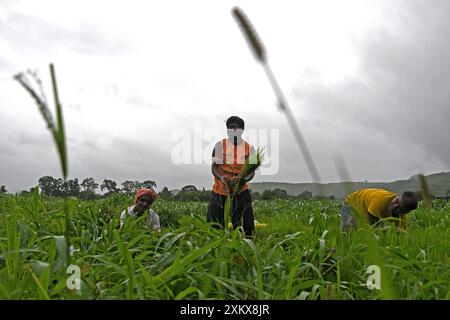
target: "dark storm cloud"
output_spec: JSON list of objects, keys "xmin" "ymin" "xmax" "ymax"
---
[
  {"xmin": 0, "ymin": 131, "xmax": 60, "ymax": 192},
  {"xmin": 2, "ymin": 1, "xmax": 450, "ymax": 193},
  {"xmin": 68, "ymin": 136, "xmax": 213, "ymax": 191},
  {"xmin": 291, "ymin": 0, "xmax": 450, "ymax": 168}
]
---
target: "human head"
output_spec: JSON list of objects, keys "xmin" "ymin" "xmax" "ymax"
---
[
  {"xmin": 389, "ymin": 191, "xmax": 418, "ymax": 217},
  {"xmin": 226, "ymin": 116, "xmax": 245, "ymax": 144},
  {"xmin": 134, "ymin": 188, "xmax": 158, "ymax": 215}
]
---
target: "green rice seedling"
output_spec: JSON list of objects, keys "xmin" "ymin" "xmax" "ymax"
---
[
  {"xmin": 230, "ymin": 147, "xmax": 265, "ymax": 197},
  {"xmin": 224, "ymin": 148, "xmax": 264, "ymax": 230},
  {"xmin": 1, "ymin": 188, "xmax": 448, "ymax": 299}
]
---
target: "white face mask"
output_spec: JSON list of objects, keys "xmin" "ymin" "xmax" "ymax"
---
[{"xmin": 227, "ymin": 128, "xmax": 243, "ymax": 142}]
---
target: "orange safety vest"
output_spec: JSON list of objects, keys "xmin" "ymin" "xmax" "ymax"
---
[{"xmin": 212, "ymin": 138, "xmax": 251, "ymax": 196}]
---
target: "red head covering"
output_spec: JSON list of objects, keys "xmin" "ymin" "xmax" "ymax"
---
[{"xmin": 135, "ymin": 188, "xmax": 158, "ymax": 202}]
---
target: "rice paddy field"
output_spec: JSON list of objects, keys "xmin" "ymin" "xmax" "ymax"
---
[{"xmin": 0, "ymin": 192, "xmax": 449, "ymax": 300}]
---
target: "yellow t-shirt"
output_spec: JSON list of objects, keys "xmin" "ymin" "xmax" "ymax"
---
[
  {"xmin": 345, "ymin": 188, "xmax": 408, "ymax": 229},
  {"xmin": 346, "ymin": 188, "xmax": 395, "ymax": 218}
]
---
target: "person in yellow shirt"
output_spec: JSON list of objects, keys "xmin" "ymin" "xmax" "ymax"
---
[{"xmin": 341, "ymin": 188, "xmax": 418, "ymax": 232}]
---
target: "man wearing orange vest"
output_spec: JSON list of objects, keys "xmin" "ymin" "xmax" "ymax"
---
[{"xmin": 207, "ymin": 116, "xmax": 256, "ymax": 238}]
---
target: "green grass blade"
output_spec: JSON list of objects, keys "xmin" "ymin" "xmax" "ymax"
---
[
  {"xmin": 154, "ymin": 238, "xmax": 225, "ymax": 283},
  {"xmin": 49, "ymin": 64, "xmax": 68, "ymax": 180},
  {"xmin": 30, "ymin": 269, "xmax": 50, "ymax": 300},
  {"xmin": 113, "ymin": 230, "xmax": 136, "ymax": 299}
]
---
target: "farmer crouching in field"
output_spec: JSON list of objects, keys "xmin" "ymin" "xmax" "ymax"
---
[
  {"xmin": 341, "ymin": 188, "xmax": 418, "ymax": 232},
  {"xmin": 120, "ymin": 188, "xmax": 160, "ymax": 232},
  {"xmin": 207, "ymin": 116, "xmax": 257, "ymax": 239}
]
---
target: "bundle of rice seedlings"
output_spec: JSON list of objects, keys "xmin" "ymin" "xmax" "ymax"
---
[
  {"xmin": 229, "ymin": 147, "xmax": 264, "ymax": 198},
  {"xmin": 224, "ymin": 147, "xmax": 264, "ymax": 229}
]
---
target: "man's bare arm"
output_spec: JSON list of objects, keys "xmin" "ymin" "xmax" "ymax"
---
[{"xmin": 211, "ymin": 142, "xmax": 230, "ymax": 192}]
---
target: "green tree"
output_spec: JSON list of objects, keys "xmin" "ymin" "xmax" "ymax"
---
[
  {"xmin": 0, "ymin": 185, "xmax": 7, "ymax": 194},
  {"xmin": 141, "ymin": 180, "xmax": 157, "ymax": 190},
  {"xmin": 38, "ymin": 176, "xmax": 61, "ymax": 197},
  {"xmin": 81, "ymin": 177, "xmax": 98, "ymax": 193},
  {"xmin": 101, "ymin": 179, "xmax": 120, "ymax": 196},
  {"xmin": 66, "ymin": 178, "xmax": 80, "ymax": 197},
  {"xmin": 121, "ymin": 180, "xmax": 141, "ymax": 195},
  {"xmin": 181, "ymin": 185, "xmax": 198, "ymax": 192},
  {"xmin": 261, "ymin": 190, "xmax": 274, "ymax": 200},
  {"xmin": 79, "ymin": 177, "xmax": 98, "ymax": 199},
  {"xmin": 297, "ymin": 190, "xmax": 312, "ymax": 200},
  {"xmin": 249, "ymin": 190, "xmax": 260, "ymax": 200},
  {"xmin": 175, "ymin": 189, "xmax": 210, "ymax": 201},
  {"xmin": 159, "ymin": 186, "xmax": 173, "ymax": 199},
  {"xmin": 54, "ymin": 178, "xmax": 65, "ymax": 197},
  {"xmin": 272, "ymin": 188, "xmax": 288, "ymax": 198}
]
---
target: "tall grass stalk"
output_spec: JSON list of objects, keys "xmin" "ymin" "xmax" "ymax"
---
[
  {"xmin": 418, "ymin": 174, "xmax": 432, "ymax": 209},
  {"xmin": 232, "ymin": 7, "xmax": 322, "ymax": 194},
  {"xmin": 15, "ymin": 63, "xmax": 71, "ymax": 264}
]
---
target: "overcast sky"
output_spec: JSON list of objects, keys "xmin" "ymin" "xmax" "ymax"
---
[{"xmin": 1, "ymin": 0, "xmax": 449, "ymax": 193}]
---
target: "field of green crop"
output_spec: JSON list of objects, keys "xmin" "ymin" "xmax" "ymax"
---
[{"xmin": 0, "ymin": 192, "xmax": 448, "ymax": 300}]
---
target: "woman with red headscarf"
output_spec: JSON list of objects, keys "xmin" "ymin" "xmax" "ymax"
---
[{"xmin": 119, "ymin": 188, "xmax": 160, "ymax": 232}]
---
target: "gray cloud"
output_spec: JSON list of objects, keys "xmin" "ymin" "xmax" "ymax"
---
[
  {"xmin": 0, "ymin": 54, "xmax": 12, "ymax": 72},
  {"xmin": 102, "ymin": 83, "xmax": 163, "ymax": 111},
  {"xmin": 0, "ymin": 12, "xmax": 129, "ymax": 57},
  {"xmin": 81, "ymin": 139, "xmax": 98, "ymax": 150},
  {"xmin": 7, "ymin": 132, "xmax": 50, "ymax": 147},
  {"xmin": 291, "ymin": 0, "xmax": 450, "ymax": 175},
  {"xmin": 66, "ymin": 135, "xmax": 214, "ymax": 191},
  {"xmin": 0, "ymin": 132, "xmax": 60, "ymax": 192},
  {"xmin": 2, "ymin": 1, "xmax": 450, "ymax": 193}
]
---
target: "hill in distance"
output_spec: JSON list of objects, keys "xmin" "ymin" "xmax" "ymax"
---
[{"xmin": 249, "ymin": 171, "xmax": 450, "ymax": 199}]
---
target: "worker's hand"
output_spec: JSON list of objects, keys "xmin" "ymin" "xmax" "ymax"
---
[
  {"xmin": 229, "ymin": 176, "xmax": 240, "ymax": 189},
  {"xmin": 226, "ymin": 175, "xmax": 241, "ymax": 195},
  {"xmin": 220, "ymin": 176, "xmax": 230, "ymax": 193}
]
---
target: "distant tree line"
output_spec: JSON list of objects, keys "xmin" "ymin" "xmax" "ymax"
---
[
  {"xmin": 0, "ymin": 181, "xmax": 335, "ymax": 201},
  {"xmin": 33, "ymin": 176, "xmax": 157, "ymax": 199},
  {"xmin": 5, "ymin": 179, "xmax": 448, "ymax": 202},
  {"xmin": 158, "ymin": 185, "xmax": 210, "ymax": 202},
  {"xmin": 7, "ymin": 177, "xmax": 211, "ymax": 201},
  {"xmin": 251, "ymin": 189, "xmax": 316, "ymax": 200}
]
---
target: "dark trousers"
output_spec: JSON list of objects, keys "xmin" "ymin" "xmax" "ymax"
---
[{"xmin": 207, "ymin": 190, "xmax": 254, "ymax": 238}]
